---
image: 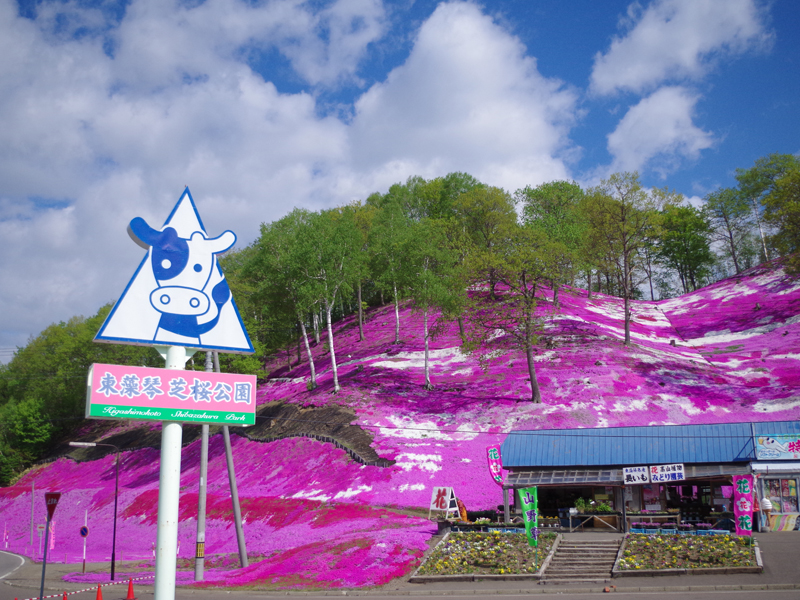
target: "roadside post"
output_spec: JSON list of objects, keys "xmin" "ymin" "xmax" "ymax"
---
[
  {"xmin": 80, "ymin": 512, "xmax": 89, "ymax": 574},
  {"xmin": 39, "ymin": 492, "xmax": 61, "ymax": 600},
  {"xmin": 89, "ymin": 188, "xmax": 255, "ymax": 600}
]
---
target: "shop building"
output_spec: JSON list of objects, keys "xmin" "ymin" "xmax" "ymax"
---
[{"xmin": 500, "ymin": 420, "xmax": 800, "ymax": 532}]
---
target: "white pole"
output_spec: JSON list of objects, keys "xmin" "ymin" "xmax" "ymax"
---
[
  {"xmin": 30, "ymin": 482, "xmax": 34, "ymax": 546},
  {"xmin": 82, "ymin": 510, "xmax": 87, "ymax": 573},
  {"xmin": 154, "ymin": 346, "xmax": 186, "ymax": 600}
]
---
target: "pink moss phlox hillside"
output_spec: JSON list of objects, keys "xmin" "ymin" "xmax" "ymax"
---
[
  {"xmin": 256, "ymin": 261, "xmax": 800, "ymax": 507},
  {"xmin": 3, "ymin": 262, "xmax": 799, "ymax": 590},
  {"xmin": 1, "ymin": 439, "xmax": 435, "ymax": 589}
]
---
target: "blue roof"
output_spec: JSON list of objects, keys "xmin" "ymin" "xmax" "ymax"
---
[{"xmin": 501, "ymin": 421, "xmax": 800, "ymax": 468}]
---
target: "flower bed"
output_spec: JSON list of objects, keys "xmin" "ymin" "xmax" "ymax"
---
[
  {"xmin": 416, "ymin": 531, "xmax": 556, "ymax": 576},
  {"xmin": 618, "ymin": 533, "xmax": 757, "ymax": 570}
]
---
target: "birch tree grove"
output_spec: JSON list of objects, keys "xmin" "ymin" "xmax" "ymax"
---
[
  {"xmin": 584, "ymin": 172, "xmax": 676, "ymax": 345},
  {"xmin": 298, "ymin": 208, "xmax": 362, "ymax": 393},
  {"xmin": 245, "ymin": 209, "xmax": 320, "ymax": 387},
  {"xmin": 401, "ymin": 218, "xmax": 463, "ymax": 389}
]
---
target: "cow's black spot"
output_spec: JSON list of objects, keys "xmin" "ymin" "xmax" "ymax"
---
[{"xmin": 151, "ymin": 227, "xmax": 189, "ymax": 280}]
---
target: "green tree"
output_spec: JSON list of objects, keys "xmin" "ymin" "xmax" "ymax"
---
[
  {"xmin": 401, "ymin": 219, "xmax": 463, "ymax": 389},
  {"xmin": 215, "ymin": 246, "xmax": 269, "ymax": 375},
  {"xmin": 463, "ymin": 226, "xmax": 566, "ymax": 403},
  {"xmin": 0, "ymin": 306, "xmax": 163, "ymax": 482},
  {"xmin": 703, "ymin": 187, "xmax": 754, "ymax": 275},
  {"xmin": 351, "ymin": 202, "xmax": 376, "ymax": 342},
  {"xmin": 369, "ymin": 194, "xmax": 411, "ymax": 344},
  {"xmin": 763, "ymin": 169, "xmax": 800, "ymax": 273},
  {"xmin": 298, "ymin": 208, "xmax": 362, "ymax": 393},
  {"xmin": 516, "ymin": 180, "xmax": 586, "ymax": 305},
  {"xmin": 453, "ymin": 186, "xmax": 518, "ymax": 299},
  {"xmin": 246, "ymin": 209, "xmax": 321, "ymax": 385},
  {"xmin": 735, "ymin": 153, "xmax": 800, "ymax": 262},
  {"xmin": 657, "ymin": 204, "xmax": 715, "ymax": 293},
  {"xmin": 583, "ymin": 173, "xmax": 675, "ymax": 345}
]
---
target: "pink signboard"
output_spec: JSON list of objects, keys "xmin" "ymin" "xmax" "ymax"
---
[
  {"xmin": 733, "ymin": 474, "xmax": 754, "ymax": 536},
  {"xmin": 86, "ymin": 363, "xmax": 256, "ymax": 425},
  {"xmin": 487, "ymin": 445, "xmax": 505, "ymax": 487}
]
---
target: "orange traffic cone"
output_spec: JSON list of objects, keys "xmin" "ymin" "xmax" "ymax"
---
[
  {"xmin": 63, "ymin": 592, "xmax": 68, "ymax": 600},
  {"xmin": 95, "ymin": 584, "xmax": 103, "ymax": 600},
  {"xmin": 125, "ymin": 578, "xmax": 136, "ymax": 600}
]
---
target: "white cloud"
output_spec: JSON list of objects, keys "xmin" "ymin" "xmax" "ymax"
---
[
  {"xmin": 349, "ymin": 1, "xmax": 579, "ymax": 192},
  {"xmin": 606, "ymin": 86, "xmax": 714, "ymax": 176},
  {"xmin": 590, "ymin": 0, "xmax": 770, "ymax": 96},
  {"xmin": 0, "ymin": 0, "xmax": 582, "ymax": 357}
]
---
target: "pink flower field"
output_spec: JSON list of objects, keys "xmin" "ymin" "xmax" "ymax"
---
[{"xmin": 1, "ymin": 260, "xmax": 798, "ymax": 589}]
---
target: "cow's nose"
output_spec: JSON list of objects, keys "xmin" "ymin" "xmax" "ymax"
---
[{"xmin": 150, "ymin": 286, "xmax": 210, "ymax": 316}]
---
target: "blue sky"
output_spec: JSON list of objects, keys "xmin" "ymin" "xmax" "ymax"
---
[{"xmin": 0, "ymin": 0, "xmax": 798, "ymax": 358}]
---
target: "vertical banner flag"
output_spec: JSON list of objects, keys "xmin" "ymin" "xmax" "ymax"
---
[
  {"xmin": 486, "ymin": 445, "xmax": 505, "ymax": 487},
  {"xmin": 733, "ymin": 475, "xmax": 754, "ymax": 536},
  {"xmin": 520, "ymin": 486, "xmax": 539, "ymax": 548}
]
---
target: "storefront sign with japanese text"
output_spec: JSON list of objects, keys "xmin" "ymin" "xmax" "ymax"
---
[
  {"xmin": 732, "ymin": 474, "xmax": 754, "ymax": 536},
  {"xmin": 86, "ymin": 363, "xmax": 256, "ymax": 425},
  {"xmin": 520, "ymin": 486, "xmax": 538, "ymax": 548},
  {"xmin": 650, "ymin": 463, "xmax": 685, "ymax": 483},
  {"xmin": 486, "ymin": 445, "xmax": 505, "ymax": 487},
  {"xmin": 623, "ymin": 466, "xmax": 650, "ymax": 485},
  {"xmin": 755, "ymin": 435, "xmax": 800, "ymax": 460}
]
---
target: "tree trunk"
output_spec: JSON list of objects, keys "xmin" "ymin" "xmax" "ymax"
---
[
  {"xmin": 423, "ymin": 308, "xmax": 433, "ymax": 390},
  {"xmin": 750, "ymin": 196, "xmax": 770, "ymax": 262},
  {"xmin": 457, "ymin": 316, "xmax": 465, "ymax": 340},
  {"xmin": 525, "ymin": 344, "xmax": 542, "ymax": 403},
  {"xmin": 552, "ymin": 280, "xmax": 559, "ymax": 307},
  {"xmin": 299, "ymin": 318, "xmax": 317, "ymax": 388},
  {"xmin": 325, "ymin": 301, "xmax": 340, "ymax": 393},
  {"xmin": 357, "ymin": 280, "xmax": 364, "ymax": 342},
  {"xmin": 587, "ymin": 270, "xmax": 593, "ymax": 299},
  {"xmin": 622, "ymin": 257, "xmax": 631, "ymax": 346},
  {"xmin": 393, "ymin": 282, "xmax": 400, "ymax": 344},
  {"xmin": 313, "ymin": 311, "xmax": 320, "ymax": 345}
]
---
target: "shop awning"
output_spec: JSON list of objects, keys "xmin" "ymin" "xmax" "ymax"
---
[
  {"xmin": 506, "ymin": 468, "xmax": 624, "ymax": 487},
  {"xmin": 505, "ymin": 463, "xmax": 752, "ymax": 489}
]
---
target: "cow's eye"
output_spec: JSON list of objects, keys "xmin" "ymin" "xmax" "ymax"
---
[
  {"xmin": 193, "ymin": 263, "xmax": 202, "ymax": 272},
  {"xmin": 161, "ymin": 259, "xmax": 171, "ymax": 269}
]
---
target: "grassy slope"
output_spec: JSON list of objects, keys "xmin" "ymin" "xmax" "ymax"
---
[{"xmin": 1, "ymin": 260, "xmax": 798, "ymax": 589}]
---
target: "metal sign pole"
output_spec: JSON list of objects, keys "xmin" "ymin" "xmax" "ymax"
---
[
  {"xmin": 38, "ymin": 515, "xmax": 51, "ymax": 600},
  {"xmin": 154, "ymin": 346, "xmax": 187, "ymax": 600},
  {"xmin": 194, "ymin": 352, "xmax": 212, "ymax": 581},
  {"xmin": 215, "ymin": 352, "xmax": 248, "ymax": 568}
]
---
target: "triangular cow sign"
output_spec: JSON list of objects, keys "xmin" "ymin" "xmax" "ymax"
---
[{"xmin": 95, "ymin": 188, "xmax": 254, "ymax": 354}]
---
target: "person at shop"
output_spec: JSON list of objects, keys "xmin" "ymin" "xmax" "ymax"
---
[{"xmin": 761, "ymin": 496, "xmax": 773, "ymax": 531}]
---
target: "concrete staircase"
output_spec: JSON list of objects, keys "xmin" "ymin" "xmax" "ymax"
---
[{"xmin": 541, "ymin": 538, "xmax": 621, "ymax": 584}]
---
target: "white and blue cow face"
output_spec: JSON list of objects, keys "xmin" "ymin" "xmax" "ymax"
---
[{"xmin": 128, "ymin": 217, "xmax": 236, "ymax": 339}]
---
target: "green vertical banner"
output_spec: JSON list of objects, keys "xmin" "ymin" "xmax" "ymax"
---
[{"xmin": 520, "ymin": 486, "xmax": 539, "ymax": 548}]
